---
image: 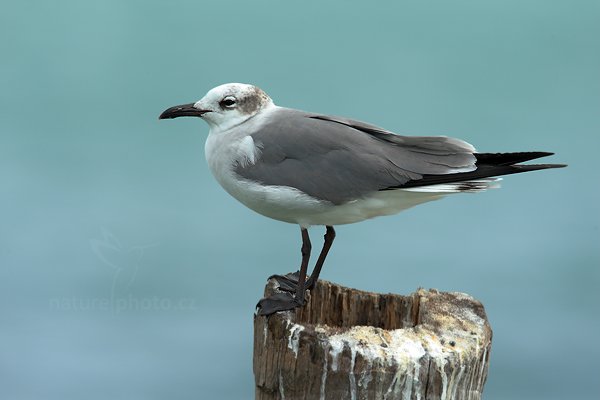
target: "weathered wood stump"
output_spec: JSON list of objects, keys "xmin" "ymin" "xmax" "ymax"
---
[{"xmin": 254, "ymin": 279, "xmax": 492, "ymax": 400}]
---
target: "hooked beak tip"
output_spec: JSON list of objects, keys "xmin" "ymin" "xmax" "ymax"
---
[{"xmin": 159, "ymin": 103, "xmax": 210, "ymax": 120}]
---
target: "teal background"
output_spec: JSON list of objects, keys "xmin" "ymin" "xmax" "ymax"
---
[{"xmin": 1, "ymin": 1, "xmax": 598, "ymax": 399}]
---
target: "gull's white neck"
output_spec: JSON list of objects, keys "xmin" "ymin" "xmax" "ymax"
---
[{"xmin": 204, "ymin": 105, "xmax": 276, "ymax": 186}]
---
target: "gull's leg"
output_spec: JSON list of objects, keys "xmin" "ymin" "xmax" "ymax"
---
[
  {"xmin": 269, "ymin": 226, "xmax": 335, "ymax": 292},
  {"xmin": 305, "ymin": 226, "xmax": 335, "ymax": 290},
  {"xmin": 257, "ymin": 228, "xmax": 311, "ymax": 316},
  {"xmin": 294, "ymin": 228, "xmax": 311, "ymax": 303}
]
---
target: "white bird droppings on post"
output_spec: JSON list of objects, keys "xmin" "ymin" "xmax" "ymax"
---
[
  {"xmin": 287, "ymin": 322, "xmax": 304, "ymax": 357},
  {"xmin": 263, "ymin": 322, "xmax": 268, "ymax": 346},
  {"xmin": 349, "ymin": 346, "xmax": 357, "ymax": 400},
  {"xmin": 254, "ymin": 284, "xmax": 492, "ymax": 400},
  {"xmin": 320, "ymin": 345, "xmax": 329, "ymax": 400},
  {"xmin": 278, "ymin": 371, "xmax": 285, "ymax": 400},
  {"xmin": 423, "ymin": 333, "xmax": 449, "ymax": 399},
  {"xmin": 328, "ymin": 335, "xmax": 345, "ymax": 372},
  {"xmin": 317, "ymin": 326, "xmax": 432, "ymax": 399}
]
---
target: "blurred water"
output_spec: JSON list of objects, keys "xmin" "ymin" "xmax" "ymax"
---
[{"xmin": 1, "ymin": 1, "xmax": 599, "ymax": 399}]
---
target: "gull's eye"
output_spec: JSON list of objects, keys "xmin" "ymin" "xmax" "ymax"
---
[{"xmin": 220, "ymin": 96, "xmax": 237, "ymax": 108}]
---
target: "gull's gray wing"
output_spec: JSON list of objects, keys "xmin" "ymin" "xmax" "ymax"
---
[
  {"xmin": 235, "ymin": 108, "xmax": 477, "ymax": 205},
  {"xmin": 306, "ymin": 115, "xmax": 566, "ymax": 189},
  {"xmin": 309, "ymin": 114, "xmax": 477, "ymax": 155}
]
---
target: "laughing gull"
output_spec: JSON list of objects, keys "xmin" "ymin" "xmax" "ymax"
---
[{"xmin": 159, "ymin": 83, "xmax": 566, "ymax": 315}]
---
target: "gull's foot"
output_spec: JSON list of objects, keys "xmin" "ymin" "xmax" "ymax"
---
[
  {"xmin": 268, "ymin": 271, "xmax": 301, "ymax": 292},
  {"xmin": 256, "ymin": 292, "xmax": 305, "ymax": 316},
  {"xmin": 269, "ymin": 271, "xmax": 316, "ymax": 293}
]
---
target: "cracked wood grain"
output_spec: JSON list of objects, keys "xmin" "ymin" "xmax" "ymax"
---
[{"xmin": 254, "ymin": 279, "xmax": 492, "ymax": 400}]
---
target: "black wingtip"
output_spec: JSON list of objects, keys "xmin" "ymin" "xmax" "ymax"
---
[
  {"xmin": 475, "ymin": 151, "xmax": 557, "ymax": 166},
  {"xmin": 514, "ymin": 163, "xmax": 567, "ymax": 170},
  {"xmin": 394, "ymin": 160, "xmax": 566, "ymax": 190}
]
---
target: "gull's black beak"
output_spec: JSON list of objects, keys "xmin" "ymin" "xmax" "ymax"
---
[{"xmin": 159, "ymin": 103, "xmax": 210, "ymax": 120}]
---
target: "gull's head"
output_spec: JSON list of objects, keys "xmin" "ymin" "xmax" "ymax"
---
[{"xmin": 159, "ymin": 83, "xmax": 274, "ymax": 132}]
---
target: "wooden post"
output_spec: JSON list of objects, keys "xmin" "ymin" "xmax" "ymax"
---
[{"xmin": 254, "ymin": 279, "xmax": 492, "ymax": 400}]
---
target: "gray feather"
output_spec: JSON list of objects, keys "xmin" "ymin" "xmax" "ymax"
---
[{"xmin": 235, "ymin": 108, "xmax": 476, "ymax": 205}]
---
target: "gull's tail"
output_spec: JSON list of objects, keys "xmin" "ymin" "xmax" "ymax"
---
[{"xmin": 399, "ymin": 151, "xmax": 566, "ymax": 193}]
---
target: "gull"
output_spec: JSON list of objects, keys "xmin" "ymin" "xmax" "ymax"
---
[{"xmin": 159, "ymin": 83, "xmax": 565, "ymax": 315}]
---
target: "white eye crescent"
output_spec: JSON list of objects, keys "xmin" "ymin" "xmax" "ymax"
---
[{"xmin": 220, "ymin": 96, "xmax": 237, "ymax": 108}]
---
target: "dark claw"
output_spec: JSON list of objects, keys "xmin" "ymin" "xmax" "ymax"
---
[
  {"xmin": 268, "ymin": 271, "xmax": 300, "ymax": 281},
  {"xmin": 269, "ymin": 271, "xmax": 301, "ymax": 292},
  {"xmin": 269, "ymin": 271, "xmax": 317, "ymax": 292},
  {"xmin": 256, "ymin": 292, "xmax": 304, "ymax": 316}
]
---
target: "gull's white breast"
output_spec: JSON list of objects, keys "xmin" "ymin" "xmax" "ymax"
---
[{"xmin": 204, "ymin": 122, "xmax": 330, "ymax": 226}]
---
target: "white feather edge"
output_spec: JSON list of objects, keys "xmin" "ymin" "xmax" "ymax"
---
[{"xmin": 401, "ymin": 178, "xmax": 502, "ymax": 193}]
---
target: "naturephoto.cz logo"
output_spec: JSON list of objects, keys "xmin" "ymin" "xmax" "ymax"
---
[
  {"xmin": 49, "ymin": 295, "xmax": 197, "ymax": 313},
  {"xmin": 49, "ymin": 228, "xmax": 197, "ymax": 313}
]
